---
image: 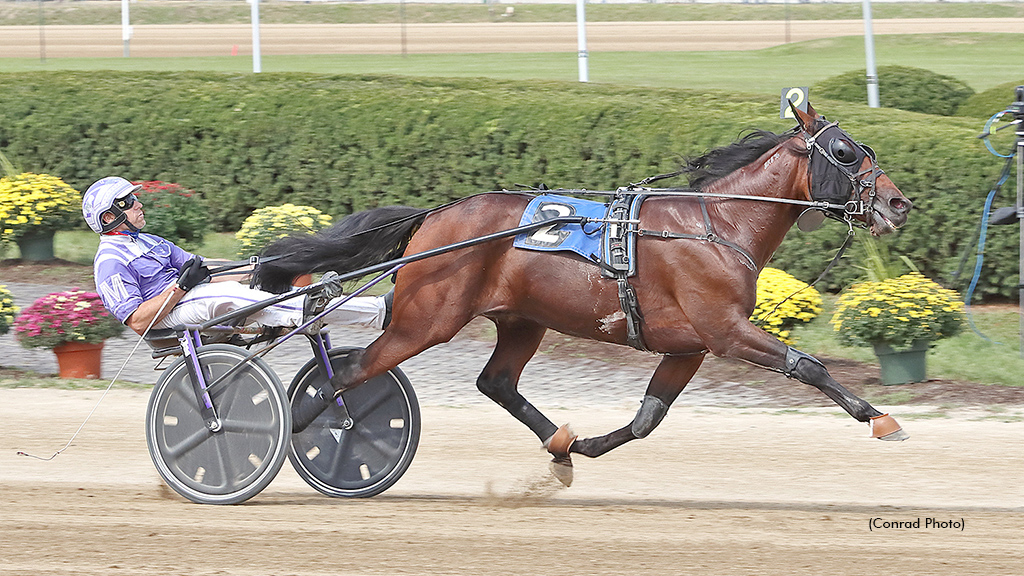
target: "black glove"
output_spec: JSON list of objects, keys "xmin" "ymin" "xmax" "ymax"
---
[{"xmin": 177, "ymin": 257, "xmax": 211, "ymax": 292}]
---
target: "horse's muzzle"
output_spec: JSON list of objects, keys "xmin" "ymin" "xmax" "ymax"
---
[{"xmin": 870, "ymin": 196, "xmax": 913, "ymax": 236}]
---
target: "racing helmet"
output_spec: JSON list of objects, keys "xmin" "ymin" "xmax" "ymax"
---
[{"xmin": 82, "ymin": 177, "xmax": 143, "ymax": 233}]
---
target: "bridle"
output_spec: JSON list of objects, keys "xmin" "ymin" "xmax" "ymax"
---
[{"xmin": 803, "ymin": 120, "xmax": 885, "ymax": 230}]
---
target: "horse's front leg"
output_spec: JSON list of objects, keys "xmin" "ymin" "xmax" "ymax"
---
[
  {"xmin": 710, "ymin": 321, "xmax": 908, "ymax": 441},
  {"xmin": 570, "ymin": 352, "xmax": 706, "ymax": 458}
]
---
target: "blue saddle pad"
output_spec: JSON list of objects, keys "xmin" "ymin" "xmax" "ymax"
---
[{"xmin": 513, "ymin": 195, "xmax": 605, "ymax": 261}]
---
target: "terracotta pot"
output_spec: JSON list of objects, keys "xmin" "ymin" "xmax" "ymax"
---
[
  {"xmin": 53, "ymin": 341, "xmax": 104, "ymax": 379},
  {"xmin": 292, "ymin": 274, "xmax": 313, "ymax": 287}
]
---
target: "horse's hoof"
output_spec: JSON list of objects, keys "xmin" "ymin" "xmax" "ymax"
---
[
  {"xmin": 543, "ymin": 424, "xmax": 577, "ymax": 457},
  {"xmin": 870, "ymin": 413, "xmax": 908, "ymax": 441},
  {"xmin": 549, "ymin": 456, "xmax": 574, "ymax": 487},
  {"xmin": 877, "ymin": 428, "xmax": 910, "ymax": 441}
]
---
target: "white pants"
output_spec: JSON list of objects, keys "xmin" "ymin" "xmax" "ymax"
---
[{"xmin": 154, "ymin": 281, "xmax": 387, "ymax": 330}]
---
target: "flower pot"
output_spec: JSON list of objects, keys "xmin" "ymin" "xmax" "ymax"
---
[
  {"xmin": 292, "ymin": 274, "xmax": 313, "ymax": 287},
  {"xmin": 872, "ymin": 340, "xmax": 929, "ymax": 386},
  {"xmin": 16, "ymin": 231, "xmax": 56, "ymax": 262},
  {"xmin": 53, "ymin": 341, "xmax": 104, "ymax": 379}
]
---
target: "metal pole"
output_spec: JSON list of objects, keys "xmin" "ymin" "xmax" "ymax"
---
[
  {"xmin": 251, "ymin": 0, "xmax": 262, "ymax": 73},
  {"xmin": 576, "ymin": 0, "xmax": 588, "ymax": 83},
  {"xmin": 37, "ymin": 0, "xmax": 45, "ymax": 63},
  {"xmin": 1017, "ymin": 98, "xmax": 1024, "ymax": 358},
  {"xmin": 121, "ymin": 0, "xmax": 131, "ymax": 57},
  {"xmin": 400, "ymin": 0, "xmax": 407, "ymax": 57},
  {"xmin": 861, "ymin": 0, "xmax": 879, "ymax": 108},
  {"xmin": 784, "ymin": 0, "xmax": 790, "ymax": 44}
]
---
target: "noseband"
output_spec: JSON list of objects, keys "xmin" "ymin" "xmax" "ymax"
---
[{"xmin": 804, "ymin": 121, "xmax": 885, "ymax": 229}]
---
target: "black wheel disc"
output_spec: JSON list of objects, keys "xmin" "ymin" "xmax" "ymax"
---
[
  {"xmin": 288, "ymin": 347, "xmax": 419, "ymax": 498},
  {"xmin": 146, "ymin": 344, "xmax": 290, "ymax": 505}
]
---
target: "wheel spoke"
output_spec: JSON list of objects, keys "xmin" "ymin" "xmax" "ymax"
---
[
  {"xmin": 347, "ymin": 420, "xmax": 403, "ymax": 463},
  {"xmin": 324, "ymin": 428, "xmax": 354, "ymax": 479},
  {"xmin": 205, "ymin": 360, "xmax": 254, "ymax": 397},
  {"xmin": 211, "ymin": 370, "xmax": 242, "ymax": 414},
  {"xmin": 220, "ymin": 418, "xmax": 280, "ymax": 435},
  {"xmin": 164, "ymin": 426, "xmax": 211, "ymax": 459},
  {"xmin": 211, "ymin": 431, "xmax": 237, "ymax": 490},
  {"xmin": 343, "ymin": 381, "xmax": 397, "ymax": 421}
]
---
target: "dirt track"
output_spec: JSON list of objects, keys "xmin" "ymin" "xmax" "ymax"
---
[
  {"xmin": 3, "ymin": 18, "xmax": 1024, "ymax": 58},
  {"xmin": 2, "ymin": 388, "xmax": 1022, "ymax": 575}
]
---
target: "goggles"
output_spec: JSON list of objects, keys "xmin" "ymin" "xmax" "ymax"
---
[{"xmin": 113, "ymin": 193, "xmax": 137, "ymax": 211}]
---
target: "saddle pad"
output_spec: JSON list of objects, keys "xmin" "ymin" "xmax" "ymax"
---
[{"xmin": 513, "ymin": 195, "xmax": 605, "ymax": 261}]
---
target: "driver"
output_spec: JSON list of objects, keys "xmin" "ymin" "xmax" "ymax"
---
[{"xmin": 83, "ymin": 176, "xmax": 389, "ymax": 336}]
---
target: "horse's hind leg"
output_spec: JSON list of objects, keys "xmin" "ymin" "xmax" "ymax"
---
[
  {"xmin": 476, "ymin": 318, "xmax": 587, "ymax": 482},
  {"xmin": 291, "ymin": 298, "xmax": 470, "ymax": 433},
  {"xmin": 570, "ymin": 353, "xmax": 706, "ymax": 459},
  {"xmin": 476, "ymin": 318, "xmax": 558, "ymax": 444}
]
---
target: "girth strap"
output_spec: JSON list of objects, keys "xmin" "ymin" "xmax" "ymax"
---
[
  {"xmin": 616, "ymin": 276, "xmax": 649, "ymax": 352},
  {"xmin": 637, "ymin": 197, "xmax": 757, "ymax": 271}
]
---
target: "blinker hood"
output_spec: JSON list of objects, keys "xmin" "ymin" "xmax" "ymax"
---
[{"xmin": 808, "ymin": 124, "xmax": 871, "ymax": 207}]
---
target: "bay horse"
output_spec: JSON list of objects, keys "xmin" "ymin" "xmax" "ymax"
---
[{"xmin": 257, "ymin": 103, "xmax": 914, "ymax": 485}]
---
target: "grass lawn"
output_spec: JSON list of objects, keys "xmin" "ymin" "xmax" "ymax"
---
[
  {"xmin": 37, "ymin": 230, "xmax": 241, "ymax": 264},
  {"xmin": 0, "ymin": 367, "xmax": 151, "ymax": 389},
  {"xmin": 2, "ymin": 33, "xmax": 1021, "ymax": 94}
]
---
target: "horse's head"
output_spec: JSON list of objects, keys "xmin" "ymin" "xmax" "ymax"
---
[{"xmin": 793, "ymin": 103, "xmax": 912, "ymax": 236}]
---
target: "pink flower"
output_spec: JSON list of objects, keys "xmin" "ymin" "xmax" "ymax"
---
[{"xmin": 13, "ymin": 290, "xmax": 125, "ymax": 349}]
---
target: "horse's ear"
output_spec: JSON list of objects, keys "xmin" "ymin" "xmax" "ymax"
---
[{"xmin": 791, "ymin": 100, "xmax": 819, "ymax": 132}]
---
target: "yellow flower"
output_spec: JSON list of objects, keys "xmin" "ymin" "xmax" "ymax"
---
[
  {"xmin": 830, "ymin": 272, "xmax": 965, "ymax": 349},
  {"xmin": 236, "ymin": 204, "xmax": 334, "ymax": 255},
  {"xmin": 0, "ymin": 173, "xmax": 81, "ymax": 243},
  {"xmin": 750, "ymin": 267, "xmax": 822, "ymax": 346}
]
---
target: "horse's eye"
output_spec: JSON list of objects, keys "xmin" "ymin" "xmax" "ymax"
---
[{"xmin": 829, "ymin": 138, "xmax": 859, "ymax": 165}]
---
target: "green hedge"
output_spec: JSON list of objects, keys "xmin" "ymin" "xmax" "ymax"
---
[
  {"xmin": 0, "ymin": 71, "xmax": 1017, "ymax": 299},
  {"xmin": 958, "ymin": 79, "xmax": 1024, "ymax": 118},
  {"xmin": 813, "ymin": 65, "xmax": 974, "ymax": 117}
]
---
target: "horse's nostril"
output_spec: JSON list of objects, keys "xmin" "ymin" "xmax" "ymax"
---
[{"xmin": 889, "ymin": 197, "xmax": 913, "ymax": 213}]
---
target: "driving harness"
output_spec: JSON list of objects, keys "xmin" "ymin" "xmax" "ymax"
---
[
  {"xmin": 517, "ymin": 119, "xmax": 881, "ymax": 353},
  {"xmin": 599, "ymin": 192, "xmax": 758, "ymax": 352},
  {"xmin": 595, "ymin": 120, "xmax": 881, "ymax": 353}
]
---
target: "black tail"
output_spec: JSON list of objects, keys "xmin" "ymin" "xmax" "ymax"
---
[{"xmin": 253, "ymin": 205, "xmax": 429, "ymax": 293}]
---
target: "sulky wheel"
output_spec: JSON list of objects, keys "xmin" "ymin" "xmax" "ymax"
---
[
  {"xmin": 287, "ymin": 347, "xmax": 420, "ymax": 498},
  {"xmin": 146, "ymin": 344, "xmax": 290, "ymax": 505}
]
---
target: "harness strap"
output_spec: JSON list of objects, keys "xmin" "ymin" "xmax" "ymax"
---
[
  {"xmin": 616, "ymin": 276, "xmax": 649, "ymax": 352},
  {"xmin": 637, "ymin": 198, "xmax": 757, "ymax": 271},
  {"xmin": 595, "ymin": 192, "xmax": 650, "ymax": 352}
]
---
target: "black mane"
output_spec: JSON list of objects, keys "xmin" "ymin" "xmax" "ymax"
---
[{"xmin": 683, "ymin": 130, "xmax": 790, "ymax": 189}]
